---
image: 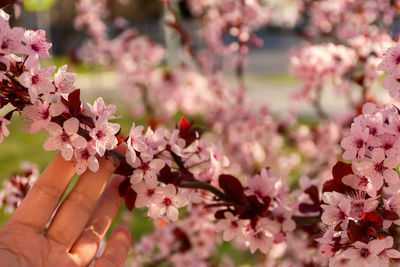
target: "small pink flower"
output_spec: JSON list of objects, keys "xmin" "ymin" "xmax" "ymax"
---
[
  {"xmin": 89, "ymin": 121, "xmax": 120, "ymax": 156},
  {"xmin": 126, "ymin": 123, "xmax": 147, "ymax": 166},
  {"xmin": 18, "ymin": 56, "xmax": 55, "ymax": 101},
  {"xmin": 246, "ymin": 168, "xmax": 277, "ymax": 200},
  {"xmin": 215, "ymin": 212, "xmax": 246, "ymax": 241},
  {"xmin": 132, "ymin": 182, "xmax": 157, "ymax": 208},
  {"xmin": 54, "ymin": 65, "xmax": 77, "ymax": 94},
  {"xmin": 365, "ymin": 148, "xmax": 399, "ymax": 185},
  {"xmin": 43, "ymin": 118, "xmax": 87, "ymax": 160},
  {"xmin": 130, "ymin": 158, "xmax": 165, "ymax": 186},
  {"xmin": 0, "ymin": 18, "xmax": 24, "ymax": 55},
  {"xmin": 22, "ymin": 101, "xmax": 64, "ymax": 134},
  {"xmin": 342, "ymin": 240, "xmax": 383, "ymax": 266},
  {"xmin": 23, "ymin": 29, "xmax": 52, "ymax": 58},
  {"xmin": 321, "ymin": 192, "xmax": 351, "ymax": 229},
  {"xmin": 376, "ymin": 237, "xmax": 400, "ymax": 266},
  {"xmin": 74, "ymin": 142, "xmax": 98, "ymax": 174},
  {"xmin": 342, "ymin": 162, "xmax": 382, "ymax": 197},
  {"xmin": 147, "ymin": 184, "xmax": 188, "ymax": 221},
  {"xmin": 377, "ymin": 43, "xmax": 400, "ymax": 72},
  {"xmin": 341, "ymin": 123, "xmax": 370, "ymax": 161},
  {"xmin": 87, "ymin": 97, "xmax": 118, "ymax": 121}
]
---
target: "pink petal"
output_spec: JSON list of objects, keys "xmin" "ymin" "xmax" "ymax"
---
[{"xmin": 64, "ymin": 117, "xmax": 79, "ymax": 134}]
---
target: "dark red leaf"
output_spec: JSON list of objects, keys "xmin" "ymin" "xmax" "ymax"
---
[
  {"xmin": 124, "ymin": 187, "xmax": 137, "ymax": 211},
  {"xmin": 382, "ymin": 210, "xmax": 400, "ymax": 221},
  {"xmin": 68, "ymin": 89, "xmax": 81, "ymax": 115},
  {"xmin": 332, "ymin": 161, "xmax": 353, "ymax": 180},
  {"xmin": 323, "ymin": 162, "xmax": 356, "ymax": 195},
  {"xmin": 218, "ymin": 174, "xmax": 245, "ymax": 203},
  {"xmin": 158, "ymin": 165, "xmax": 180, "ymax": 185},
  {"xmin": 0, "ymin": 96, "xmax": 8, "ymax": 109},
  {"xmin": 214, "ymin": 209, "xmax": 228, "ymax": 219},
  {"xmin": 115, "ymin": 161, "xmax": 133, "ymax": 177},
  {"xmin": 178, "ymin": 116, "xmax": 203, "ymax": 147},
  {"xmin": 305, "ymin": 185, "xmax": 320, "ymax": 205},
  {"xmin": 0, "ymin": 62, "xmax": 7, "ymax": 71},
  {"xmin": 173, "ymin": 227, "xmax": 191, "ymax": 252},
  {"xmin": 299, "ymin": 203, "xmax": 321, "ymax": 213},
  {"xmin": 76, "ymin": 114, "xmax": 95, "ymax": 129},
  {"xmin": 118, "ymin": 178, "xmax": 131, "ymax": 197},
  {"xmin": 361, "ymin": 211, "xmax": 383, "ymax": 229},
  {"xmin": 347, "ymin": 220, "xmax": 369, "ymax": 243},
  {"xmin": 0, "ymin": 0, "xmax": 16, "ymax": 9}
]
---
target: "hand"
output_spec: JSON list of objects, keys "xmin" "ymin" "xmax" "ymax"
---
[{"xmin": 0, "ymin": 151, "xmax": 131, "ymax": 267}]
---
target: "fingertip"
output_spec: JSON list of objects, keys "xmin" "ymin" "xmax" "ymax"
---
[{"xmin": 111, "ymin": 226, "xmax": 132, "ymax": 245}]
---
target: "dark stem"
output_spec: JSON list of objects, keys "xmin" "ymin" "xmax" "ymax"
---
[
  {"xmin": 178, "ymin": 180, "xmax": 228, "ymax": 202},
  {"xmin": 313, "ymin": 87, "xmax": 328, "ymax": 119}
]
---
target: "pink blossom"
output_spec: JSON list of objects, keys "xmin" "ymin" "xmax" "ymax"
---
[
  {"xmin": 341, "ymin": 123, "xmax": 369, "ymax": 161},
  {"xmin": 215, "ymin": 212, "xmax": 246, "ymax": 241},
  {"xmin": 0, "ymin": 117, "xmax": 10, "ymax": 143},
  {"xmin": 246, "ymin": 168, "xmax": 278, "ymax": 200},
  {"xmin": 43, "ymin": 118, "xmax": 87, "ymax": 160},
  {"xmin": 18, "ymin": 56, "xmax": 55, "ymax": 101},
  {"xmin": 130, "ymin": 158, "xmax": 165, "ymax": 186},
  {"xmin": 342, "ymin": 240, "xmax": 383, "ymax": 266},
  {"xmin": 147, "ymin": 184, "xmax": 188, "ymax": 221},
  {"xmin": 377, "ymin": 43, "xmax": 400, "ymax": 72},
  {"xmin": 132, "ymin": 182, "xmax": 157, "ymax": 208},
  {"xmin": 125, "ymin": 123, "xmax": 147, "ymax": 166},
  {"xmin": 0, "ymin": 18, "xmax": 24, "ymax": 55},
  {"xmin": 342, "ymin": 162, "xmax": 382, "ymax": 197},
  {"xmin": 365, "ymin": 148, "xmax": 399, "ymax": 185},
  {"xmin": 74, "ymin": 142, "xmax": 99, "ymax": 174},
  {"xmin": 54, "ymin": 65, "xmax": 77, "ymax": 94},
  {"xmin": 321, "ymin": 192, "xmax": 351, "ymax": 229},
  {"xmin": 87, "ymin": 97, "xmax": 118, "ymax": 121},
  {"xmin": 23, "ymin": 29, "xmax": 52, "ymax": 58},
  {"xmin": 22, "ymin": 101, "xmax": 64, "ymax": 134},
  {"xmin": 376, "ymin": 237, "xmax": 400, "ymax": 266},
  {"xmin": 89, "ymin": 121, "xmax": 119, "ymax": 156}
]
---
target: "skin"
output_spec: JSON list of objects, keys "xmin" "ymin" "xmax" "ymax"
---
[{"xmin": 0, "ymin": 146, "xmax": 131, "ymax": 267}]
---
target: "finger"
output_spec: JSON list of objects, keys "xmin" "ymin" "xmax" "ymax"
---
[
  {"xmin": 94, "ymin": 226, "xmax": 131, "ymax": 267},
  {"xmin": 45, "ymin": 144, "xmax": 126, "ymax": 250},
  {"xmin": 70, "ymin": 175, "xmax": 125, "ymax": 264},
  {"xmin": 9, "ymin": 153, "xmax": 76, "ymax": 231}
]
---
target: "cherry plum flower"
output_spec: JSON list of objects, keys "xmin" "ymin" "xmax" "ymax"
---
[
  {"xmin": 87, "ymin": 97, "xmax": 118, "ymax": 121},
  {"xmin": 89, "ymin": 121, "xmax": 120, "ymax": 156},
  {"xmin": 54, "ymin": 65, "xmax": 77, "ymax": 94},
  {"xmin": 342, "ymin": 240, "xmax": 383, "ymax": 266},
  {"xmin": 132, "ymin": 182, "xmax": 157, "ymax": 208},
  {"xmin": 342, "ymin": 162, "xmax": 382, "ymax": 197},
  {"xmin": 364, "ymin": 148, "xmax": 399, "ymax": 186},
  {"xmin": 43, "ymin": 118, "xmax": 87, "ymax": 160},
  {"xmin": 74, "ymin": 142, "xmax": 99, "ymax": 174},
  {"xmin": 147, "ymin": 184, "xmax": 188, "ymax": 222},
  {"xmin": 125, "ymin": 123, "xmax": 146, "ymax": 166},
  {"xmin": 341, "ymin": 123, "xmax": 369, "ymax": 161},
  {"xmin": 215, "ymin": 212, "xmax": 246, "ymax": 242},
  {"xmin": 321, "ymin": 192, "xmax": 351, "ymax": 230},
  {"xmin": 0, "ymin": 17, "xmax": 24, "ymax": 55},
  {"xmin": 23, "ymin": 29, "xmax": 52, "ymax": 58},
  {"xmin": 130, "ymin": 158, "xmax": 165, "ymax": 186},
  {"xmin": 18, "ymin": 56, "xmax": 55, "ymax": 101},
  {"xmin": 22, "ymin": 101, "xmax": 65, "ymax": 134}
]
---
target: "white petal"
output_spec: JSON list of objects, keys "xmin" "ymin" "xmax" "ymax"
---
[
  {"xmin": 166, "ymin": 206, "xmax": 179, "ymax": 221},
  {"xmin": 71, "ymin": 134, "xmax": 87, "ymax": 148},
  {"xmin": 150, "ymin": 159, "xmax": 165, "ymax": 171},
  {"xmin": 64, "ymin": 117, "xmax": 79, "ymax": 134}
]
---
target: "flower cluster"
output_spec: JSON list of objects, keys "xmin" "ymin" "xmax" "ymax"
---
[
  {"xmin": 0, "ymin": 163, "xmax": 38, "ymax": 214},
  {"xmin": 290, "ymin": 43, "xmax": 357, "ymax": 102}
]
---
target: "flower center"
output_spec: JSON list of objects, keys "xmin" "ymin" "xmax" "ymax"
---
[
  {"xmin": 374, "ymin": 162, "xmax": 385, "ymax": 173},
  {"xmin": 163, "ymin": 198, "xmax": 172, "ymax": 206},
  {"xmin": 61, "ymin": 132, "xmax": 70, "ymax": 142},
  {"xmin": 355, "ymin": 139, "xmax": 364, "ymax": 149},
  {"xmin": 31, "ymin": 74, "xmax": 39, "ymax": 84},
  {"xmin": 31, "ymin": 43, "xmax": 40, "ymax": 52},
  {"xmin": 360, "ymin": 248, "xmax": 370, "ymax": 258},
  {"xmin": 81, "ymin": 149, "xmax": 90, "ymax": 160}
]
